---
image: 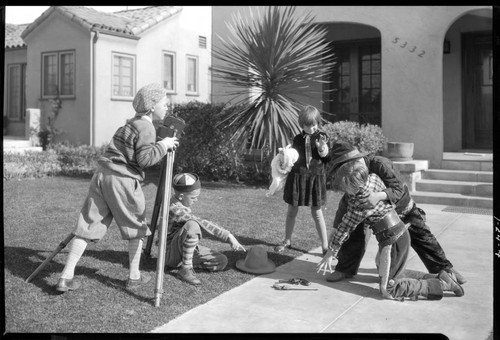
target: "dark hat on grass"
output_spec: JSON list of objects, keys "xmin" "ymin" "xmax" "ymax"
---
[
  {"xmin": 173, "ymin": 173, "xmax": 201, "ymax": 192},
  {"xmin": 330, "ymin": 142, "xmax": 368, "ymax": 172},
  {"xmin": 235, "ymin": 245, "xmax": 276, "ymax": 274}
]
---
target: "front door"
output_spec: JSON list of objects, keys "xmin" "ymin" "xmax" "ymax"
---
[
  {"xmin": 462, "ymin": 32, "xmax": 492, "ymax": 150},
  {"xmin": 323, "ymin": 39, "xmax": 381, "ymax": 126}
]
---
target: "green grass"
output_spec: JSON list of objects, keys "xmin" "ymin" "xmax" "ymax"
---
[{"xmin": 3, "ymin": 170, "xmax": 341, "ymax": 333}]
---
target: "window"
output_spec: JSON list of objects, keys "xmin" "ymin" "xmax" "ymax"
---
[
  {"xmin": 112, "ymin": 52, "xmax": 135, "ymax": 99},
  {"xmin": 324, "ymin": 39, "xmax": 381, "ymax": 126},
  {"xmin": 186, "ymin": 55, "xmax": 198, "ymax": 94},
  {"xmin": 42, "ymin": 51, "xmax": 75, "ymax": 98},
  {"xmin": 162, "ymin": 52, "xmax": 175, "ymax": 92},
  {"xmin": 7, "ymin": 63, "xmax": 26, "ymax": 120}
]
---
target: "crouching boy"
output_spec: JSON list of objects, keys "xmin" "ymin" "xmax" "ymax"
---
[
  {"xmin": 317, "ymin": 146, "xmax": 464, "ymax": 301},
  {"xmin": 164, "ymin": 173, "xmax": 246, "ymax": 285}
]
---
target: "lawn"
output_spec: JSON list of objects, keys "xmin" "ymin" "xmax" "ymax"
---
[{"xmin": 3, "ymin": 170, "xmax": 341, "ymax": 334}]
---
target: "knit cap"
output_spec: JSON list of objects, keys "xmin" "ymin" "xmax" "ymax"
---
[
  {"xmin": 173, "ymin": 173, "xmax": 201, "ymax": 192},
  {"xmin": 132, "ymin": 83, "xmax": 167, "ymax": 115}
]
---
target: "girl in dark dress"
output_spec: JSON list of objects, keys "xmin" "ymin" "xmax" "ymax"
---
[{"xmin": 275, "ymin": 106, "xmax": 331, "ymax": 254}]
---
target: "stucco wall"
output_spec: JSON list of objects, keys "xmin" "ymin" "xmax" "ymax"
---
[
  {"xmin": 212, "ymin": 6, "xmax": 491, "ymax": 167},
  {"xmin": 22, "ymin": 11, "xmax": 91, "ymax": 145},
  {"xmin": 92, "ymin": 6, "xmax": 212, "ymax": 146}
]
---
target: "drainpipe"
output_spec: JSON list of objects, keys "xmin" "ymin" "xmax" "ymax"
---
[{"xmin": 90, "ymin": 31, "xmax": 99, "ymax": 146}]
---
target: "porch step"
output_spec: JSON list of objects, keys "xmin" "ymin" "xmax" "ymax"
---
[
  {"xmin": 411, "ymin": 190, "xmax": 492, "ymax": 209},
  {"xmin": 416, "ymin": 178, "xmax": 492, "ymax": 197},
  {"xmin": 411, "ymin": 167, "xmax": 493, "ymax": 209},
  {"xmin": 441, "ymin": 152, "xmax": 493, "ymax": 171},
  {"xmin": 3, "ymin": 137, "xmax": 42, "ymax": 153}
]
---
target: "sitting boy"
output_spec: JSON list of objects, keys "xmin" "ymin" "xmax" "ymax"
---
[
  {"xmin": 317, "ymin": 147, "xmax": 464, "ymax": 301},
  {"xmin": 164, "ymin": 173, "xmax": 246, "ymax": 285}
]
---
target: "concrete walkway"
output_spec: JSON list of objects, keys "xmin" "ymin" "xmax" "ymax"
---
[{"xmin": 151, "ymin": 204, "xmax": 493, "ymax": 339}]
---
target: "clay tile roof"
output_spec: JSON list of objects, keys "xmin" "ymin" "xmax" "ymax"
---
[
  {"xmin": 21, "ymin": 6, "xmax": 182, "ymax": 40},
  {"xmin": 5, "ymin": 23, "xmax": 29, "ymax": 48}
]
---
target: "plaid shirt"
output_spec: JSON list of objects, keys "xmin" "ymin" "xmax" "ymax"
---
[
  {"xmin": 329, "ymin": 173, "xmax": 394, "ymax": 253},
  {"xmin": 167, "ymin": 201, "xmax": 231, "ymax": 243}
]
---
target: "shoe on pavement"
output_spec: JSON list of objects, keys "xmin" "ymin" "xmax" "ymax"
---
[
  {"xmin": 126, "ymin": 272, "xmax": 152, "ymax": 290},
  {"xmin": 438, "ymin": 270, "xmax": 464, "ymax": 297},
  {"xmin": 56, "ymin": 278, "xmax": 81, "ymax": 292},
  {"xmin": 326, "ymin": 271, "xmax": 353, "ymax": 282},
  {"xmin": 274, "ymin": 240, "xmax": 292, "ymax": 252},
  {"xmin": 177, "ymin": 266, "xmax": 201, "ymax": 286},
  {"xmin": 448, "ymin": 267, "xmax": 467, "ymax": 284}
]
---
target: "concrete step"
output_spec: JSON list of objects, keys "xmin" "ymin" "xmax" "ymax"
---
[
  {"xmin": 411, "ymin": 190, "xmax": 493, "ymax": 209},
  {"xmin": 4, "ymin": 146, "xmax": 43, "ymax": 154},
  {"xmin": 422, "ymin": 169, "xmax": 493, "ymax": 183},
  {"xmin": 416, "ymin": 178, "xmax": 492, "ymax": 197},
  {"xmin": 442, "ymin": 152, "xmax": 493, "ymax": 171},
  {"xmin": 3, "ymin": 138, "xmax": 31, "ymax": 148}
]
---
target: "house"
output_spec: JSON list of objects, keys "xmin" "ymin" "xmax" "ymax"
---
[
  {"xmin": 4, "ymin": 6, "xmax": 212, "ymax": 146},
  {"xmin": 211, "ymin": 6, "xmax": 493, "ymax": 169}
]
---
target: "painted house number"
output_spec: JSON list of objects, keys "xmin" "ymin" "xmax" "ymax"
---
[{"xmin": 392, "ymin": 37, "xmax": 425, "ymax": 57}]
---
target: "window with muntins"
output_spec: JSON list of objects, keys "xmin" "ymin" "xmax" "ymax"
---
[
  {"xmin": 163, "ymin": 52, "xmax": 175, "ymax": 92},
  {"xmin": 186, "ymin": 55, "xmax": 198, "ymax": 94},
  {"xmin": 112, "ymin": 53, "xmax": 135, "ymax": 99},
  {"xmin": 42, "ymin": 51, "xmax": 75, "ymax": 98}
]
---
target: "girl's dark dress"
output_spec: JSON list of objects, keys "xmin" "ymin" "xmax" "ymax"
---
[{"xmin": 283, "ymin": 131, "xmax": 331, "ymax": 207}]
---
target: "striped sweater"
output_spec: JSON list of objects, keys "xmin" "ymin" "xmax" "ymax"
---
[{"xmin": 98, "ymin": 116, "xmax": 168, "ymax": 181}]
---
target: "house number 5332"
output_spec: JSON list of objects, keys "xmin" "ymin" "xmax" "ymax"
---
[{"xmin": 392, "ymin": 37, "xmax": 425, "ymax": 57}]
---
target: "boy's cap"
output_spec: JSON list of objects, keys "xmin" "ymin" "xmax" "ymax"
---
[
  {"xmin": 330, "ymin": 142, "xmax": 368, "ymax": 172},
  {"xmin": 133, "ymin": 83, "xmax": 167, "ymax": 115},
  {"xmin": 173, "ymin": 173, "xmax": 201, "ymax": 192}
]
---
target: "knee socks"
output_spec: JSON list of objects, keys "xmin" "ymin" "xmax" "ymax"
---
[
  {"xmin": 128, "ymin": 238, "xmax": 143, "ymax": 280},
  {"xmin": 181, "ymin": 234, "xmax": 199, "ymax": 268},
  {"xmin": 60, "ymin": 237, "xmax": 88, "ymax": 280}
]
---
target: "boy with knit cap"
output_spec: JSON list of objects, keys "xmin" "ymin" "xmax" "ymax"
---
[
  {"xmin": 164, "ymin": 173, "xmax": 246, "ymax": 285},
  {"xmin": 56, "ymin": 83, "xmax": 178, "ymax": 292},
  {"xmin": 317, "ymin": 146, "xmax": 464, "ymax": 301}
]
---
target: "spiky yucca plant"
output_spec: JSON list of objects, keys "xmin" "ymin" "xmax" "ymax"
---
[{"xmin": 212, "ymin": 6, "xmax": 336, "ymax": 153}]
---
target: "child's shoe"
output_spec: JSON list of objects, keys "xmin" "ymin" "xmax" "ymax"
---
[
  {"xmin": 56, "ymin": 278, "xmax": 81, "ymax": 292},
  {"xmin": 177, "ymin": 266, "xmax": 201, "ymax": 286},
  {"xmin": 126, "ymin": 272, "xmax": 152, "ymax": 290},
  {"xmin": 274, "ymin": 240, "xmax": 292, "ymax": 252}
]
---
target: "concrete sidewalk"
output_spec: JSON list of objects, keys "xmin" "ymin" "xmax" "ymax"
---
[{"xmin": 151, "ymin": 204, "xmax": 493, "ymax": 339}]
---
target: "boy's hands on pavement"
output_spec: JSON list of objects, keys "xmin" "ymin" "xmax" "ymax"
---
[
  {"xmin": 158, "ymin": 136, "xmax": 179, "ymax": 151},
  {"xmin": 316, "ymin": 249, "xmax": 336, "ymax": 275},
  {"xmin": 228, "ymin": 234, "xmax": 246, "ymax": 252}
]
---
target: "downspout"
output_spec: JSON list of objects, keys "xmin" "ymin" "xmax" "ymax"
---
[{"xmin": 90, "ymin": 31, "xmax": 99, "ymax": 146}]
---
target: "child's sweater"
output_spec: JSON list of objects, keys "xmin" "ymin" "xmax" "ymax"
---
[
  {"xmin": 98, "ymin": 116, "xmax": 168, "ymax": 181},
  {"xmin": 167, "ymin": 201, "xmax": 231, "ymax": 243},
  {"xmin": 329, "ymin": 173, "xmax": 408, "ymax": 253}
]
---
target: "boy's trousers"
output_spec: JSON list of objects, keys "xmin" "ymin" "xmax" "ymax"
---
[{"xmin": 333, "ymin": 194, "xmax": 453, "ymax": 276}]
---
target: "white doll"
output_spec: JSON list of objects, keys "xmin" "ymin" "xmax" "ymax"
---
[{"xmin": 266, "ymin": 144, "xmax": 299, "ymax": 196}]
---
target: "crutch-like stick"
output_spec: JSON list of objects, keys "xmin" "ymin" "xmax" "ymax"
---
[
  {"xmin": 144, "ymin": 158, "xmax": 167, "ymax": 257},
  {"xmin": 154, "ymin": 148, "xmax": 175, "ymax": 307},
  {"xmin": 25, "ymin": 233, "xmax": 75, "ymax": 283},
  {"xmin": 151, "ymin": 114, "xmax": 185, "ymax": 307}
]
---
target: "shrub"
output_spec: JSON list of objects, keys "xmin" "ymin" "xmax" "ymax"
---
[
  {"xmin": 173, "ymin": 102, "xmax": 247, "ymax": 182},
  {"xmin": 52, "ymin": 142, "xmax": 107, "ymax": 176},
  {"xmin": 3, "ymin": 150, "xmax": 61, "ymax": 180},
  {"xmin": 322, "ymin": 120, "xmax": 387, "ymax": 155}
]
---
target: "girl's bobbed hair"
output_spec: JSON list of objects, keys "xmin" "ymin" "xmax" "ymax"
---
[{"xmin": 298, "ymin": 105, "xmax": 322, "ymax": 128}]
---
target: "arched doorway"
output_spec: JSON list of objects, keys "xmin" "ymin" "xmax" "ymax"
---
[
  {"xmin": 443, "ymin": 9, "xmax": 492, "ymax": 152},
  {"xmin": 321, "ymin": 23, "xmax": 382, "ymax": 126}
]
